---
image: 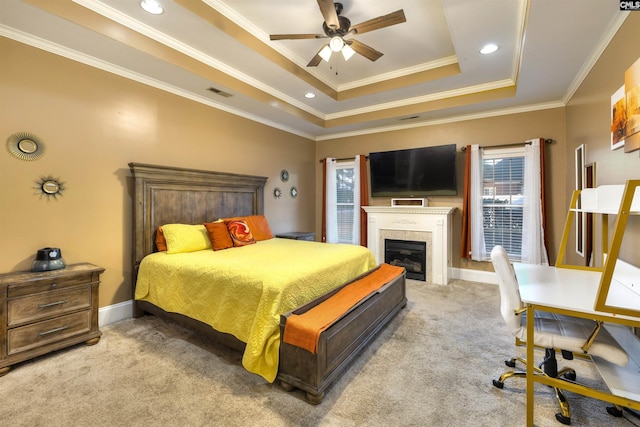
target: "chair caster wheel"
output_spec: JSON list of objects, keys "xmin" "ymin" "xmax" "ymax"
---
[
  {"xmin": 492, "ymin": 379, "xmax": 504, "ymax": 389},
  {"xmin": 606, "ymin": 406, "xmax": 623, "ymax": 417},
  {"xmin": 505, "ymin": 359, "xmax": 516, "ymax": 368},
  {"xmin": 555, "ymin": 413, "xmax": 571, "ymax": 425},
  {"xmin": 563, "ymin": 371, "xmax": 576, "ymax": 381}
]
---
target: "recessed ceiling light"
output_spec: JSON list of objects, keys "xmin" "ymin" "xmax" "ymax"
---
[
  {"xmin": 140, "ymin": 0, "xmax": 164, "ymax": 15},
  {"xmin": 304, "ymin": 92, "xmax": 316, "ymax": 99},
  {"xmin": 480, "ymin": 43, "xmax": 499, "ymax": 55}
]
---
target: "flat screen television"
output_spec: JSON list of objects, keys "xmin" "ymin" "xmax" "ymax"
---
[{"xmin": 369, "ymin": 144, "xmax": 458, "ymax": 197}]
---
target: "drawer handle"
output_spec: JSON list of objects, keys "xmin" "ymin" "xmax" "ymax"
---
[
  {"xmin": 38, "ymin": 299, "xmax": 68, "ymax": 309},
  {"xmin": 38, "ymin": 325, "xmax": 69, "ymax": 336}
]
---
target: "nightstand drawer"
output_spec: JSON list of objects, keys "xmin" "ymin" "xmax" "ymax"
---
[
  {"xmin": 7, "ymin": 272, "xmax": 94, "ymax": 298},
  {"xmin": 7, "ymin": 286, "xmax": 91, "ymax": 327},
  {"xmin": 276, "ymin": 232, "xmax": 315, "ymax": 241},
  {"xmin": 7, "ymin": 310, "xmax": 91, "ymax": 355}
]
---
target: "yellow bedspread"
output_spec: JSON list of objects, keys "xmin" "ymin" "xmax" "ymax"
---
[{"xmin": 135, "ymin": 238, "xmax": 376, "ymax": 382}]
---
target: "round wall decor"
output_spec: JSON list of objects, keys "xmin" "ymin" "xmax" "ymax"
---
[
  {"xmin": 35, "ymin": 175, "xmax": 65, "ymax": 200},
  {"xmin": 273, "ymin": 187, "xmax": 282, "ymax": 199},
  {"xmin": 7, "ymin": 132, "xmax": 44, "ymax": 161}
]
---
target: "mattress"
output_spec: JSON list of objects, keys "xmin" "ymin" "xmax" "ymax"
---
[{"xmin": 135, "ymin": 238, "xmax": 377, "ymax": 381}]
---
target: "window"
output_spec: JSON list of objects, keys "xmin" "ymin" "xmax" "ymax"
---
[
  {"xmin": 325, "ymin": 157, "xmax": 361, "ymax": 245},
  {"xmin": 336, "ymin": 164, "xmax": 356, "ymax": 243},
  {"xmin": 481, "ymin": 148, "xmax": 524, "ymax": 260},
  {"xmin": 467, "ymin": 140, "xmax": 548, "ymax": 265}
]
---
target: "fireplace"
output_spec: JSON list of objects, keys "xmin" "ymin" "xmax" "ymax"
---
[
  {"xmin": 363, "ymin": 205, "xmax": 455, "ymax": 285},
  {"xmin": 385, "ymin": 239, "xmax": 427, "ymax": 281}
]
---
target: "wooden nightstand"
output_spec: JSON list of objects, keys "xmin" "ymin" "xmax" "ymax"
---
[
  {"xmin": 276, "ymin": 232, "xmax": 316, "ymax": 241},
  {"xmin": 0, "ymin": 263, "xmax": 104, "ymax": 376}
]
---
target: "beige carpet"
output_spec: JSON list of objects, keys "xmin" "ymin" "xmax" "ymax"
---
[{"xmin": 2, "ymin": 280, "xmax": 638, "ymax": 427}]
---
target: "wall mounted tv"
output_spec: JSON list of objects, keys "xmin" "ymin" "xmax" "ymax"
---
[{"xmin": 369, "ymin": 144, "xmax": 458, "ymax": 197}]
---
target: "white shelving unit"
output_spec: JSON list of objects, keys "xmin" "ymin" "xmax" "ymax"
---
[{"xmin": 551, "ymin": 180, "xmax": 640, "ymax": 418}]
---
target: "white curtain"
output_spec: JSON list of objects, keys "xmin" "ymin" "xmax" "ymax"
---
[
  {"xmin": 521, "ymin": 139, "xmax": 549, "ymax": 265},
  {"xmin": 470, "ymin": 145, "xmax": 487, "ymax": 261},
  {"xmin": 351, "ymin": 155, "xmax": 362, "ymax": 245},
  {"xmin": 325, "ymin": 158, "xmax": 338, "ymax": 243}
]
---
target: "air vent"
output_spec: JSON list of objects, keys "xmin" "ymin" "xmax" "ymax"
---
[{"xmin": 207, "ymin": 87, "xmax": 233, "ymax": 98}]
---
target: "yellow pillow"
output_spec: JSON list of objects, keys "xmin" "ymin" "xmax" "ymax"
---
[{"xmin": 161, "ymin": 224, "xmax": 212, "ymax": 254}]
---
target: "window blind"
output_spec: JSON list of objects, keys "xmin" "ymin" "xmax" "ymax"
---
[
  {"xmin": 482, "ymin": 155, "xmax": 524, "ymax": 260},
  {"xmin": 336, "ymin": 167, "xmax": 355, "ymax": 243}
]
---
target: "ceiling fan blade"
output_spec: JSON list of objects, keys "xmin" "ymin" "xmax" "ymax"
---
[
  {"xmin": 307, "ymin": 45, "xmax": 327, "ymax": 67},
  {"xmin": 348, "ymin": 39, "xmax": 383, "ymax": 62},
  {"xmin": 317, "ymin": 0, "xmax": 340, "ymax": 30},
  {"xmin": 350, "ymin": 9, "xmax": 406, "ymax": 35},
  {"xmin": 270, "ymin": 34, "xmax": 326, "ymax": 41}
]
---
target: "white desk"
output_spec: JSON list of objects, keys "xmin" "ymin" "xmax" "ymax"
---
[{"xmin": 513, "ymin": 263, "xmax": 640, "ymax": 426}]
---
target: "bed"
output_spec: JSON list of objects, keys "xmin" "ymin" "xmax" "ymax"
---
[{"xmin": 129, "ymin": 163, "xmax": 407, "ymax": 401}]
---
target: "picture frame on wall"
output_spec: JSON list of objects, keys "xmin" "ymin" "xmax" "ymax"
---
[
  {"xmin": 624, "ymin": 56, "xmax": 640, "ymax": 153},
  {"xmin": 611, "ymin": 85, "xmax": 626, "ymax": 150}
]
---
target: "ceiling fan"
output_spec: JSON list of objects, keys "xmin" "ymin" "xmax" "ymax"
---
[{"xmin": 269, "ymin": 0, "xmax": 406, "ymax": 67}]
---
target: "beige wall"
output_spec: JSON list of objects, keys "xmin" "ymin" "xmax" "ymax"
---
[
  {"xmin": 315, "ymin": 109, "xmax": 568, "ymax": 271},
  {"xmin": 2, "ymin": 12, "xmax": 639, "ymax": 308},
  {"xmin": 0, "ymin": 38, "xmax": 315, "ymax": 307},
  {"xmin": 565, "ymin": 13, "xmax": 640, "ymax": 267},
  {"xmin": 316, "ymin": 14, "xmax": 640, "ymax": 273}
]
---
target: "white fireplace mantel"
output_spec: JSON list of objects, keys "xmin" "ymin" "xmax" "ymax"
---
[{"xmin": 363, "ymin": 206, "xmax": 455, "ymax": 285}]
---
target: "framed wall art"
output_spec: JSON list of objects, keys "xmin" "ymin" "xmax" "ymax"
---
[
  {"xmin": 624, "ymin": 56, "xmax": 640, "ymax": 153},
  {"xmin": 611, "ymin": 85, "xmax": 626, "ymax": 150}
]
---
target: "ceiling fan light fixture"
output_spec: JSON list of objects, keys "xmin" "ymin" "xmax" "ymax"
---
[
  {"xmin": 329, "ymin": 36, "xmax": 344, "ymax": 52},
  {"xmin": 140, "ymin": 0, "xmax": 164, "ymax": 15},
  {"xmin": 319, "ymin": 45, "xmax": 332, "ymax": 62},
  {"xmin": 342, "ymin": 43, "xmax": 355, "ymax": 61}
]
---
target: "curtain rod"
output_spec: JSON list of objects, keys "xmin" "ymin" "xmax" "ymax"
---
[
  {"xmin": 318, "ymin": 156, "xmax": 368, "ymax": 163},
  {"xmin": 460, "ymin": 138, "xmax": 554, "ymax": 152}
]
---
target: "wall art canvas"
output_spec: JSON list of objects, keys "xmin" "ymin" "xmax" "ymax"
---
[
  {"xmin": 611, "ymin": 85, "xmax": 626, "ymax": 150},
  {"xmin": 624, "ymin": 57, "xmax": 640, "ymax": 153}
]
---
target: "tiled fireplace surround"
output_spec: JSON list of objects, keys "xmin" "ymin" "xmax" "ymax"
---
[{"xmin": 363, "ymin": 206, "xmax": 455, "ymax": 285}]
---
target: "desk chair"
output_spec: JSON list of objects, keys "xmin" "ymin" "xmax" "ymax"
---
[{"xmin": 490, "ymin": 245, "xmax": 628, "ymax": 425}]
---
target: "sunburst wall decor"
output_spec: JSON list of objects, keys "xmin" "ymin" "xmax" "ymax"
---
[
  {"xmin": 7, "ymin": 132, "xmax": 45, "ymax": 161},
  {"xmin": 34, "ymin": 175, "xmax": 65, "ymax": 200}
]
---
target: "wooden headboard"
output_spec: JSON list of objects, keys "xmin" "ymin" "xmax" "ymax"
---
[{"xmin": 129, "ymin": 163, "xmax": 267, "ymax": 269}]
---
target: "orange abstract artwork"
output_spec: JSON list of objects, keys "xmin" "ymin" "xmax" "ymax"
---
[
  {"xmin": 624, "ymin": 57, "xmax": 640, "ymax": 153},
  {"xmin": 611, "ymin": 85, "xmax": 626, "ymax": 150}
]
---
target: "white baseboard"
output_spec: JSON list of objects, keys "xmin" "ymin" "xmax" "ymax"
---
[
  {"xmin": 451, "ymin": 267, "xmax": 498, "ymax": 285},
  {"xmin": 98, "ymin": 299, "xmax": 135, "ymax": 326}
]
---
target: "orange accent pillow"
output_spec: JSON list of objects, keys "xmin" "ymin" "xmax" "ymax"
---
[
  {"xmin": 204, "ymin": 221, "xmax": 234, "ymax": 251},
  {"xmin": 227, "ymin": 220, "xmax": 256, "ymax": 247},
  {"xmin": 156, "ymin": 227, "xmax": 167, "ymax": 252},
  {"xmin": 223, "ymin": 215, "xmax": 273, "ymax": 241}
]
